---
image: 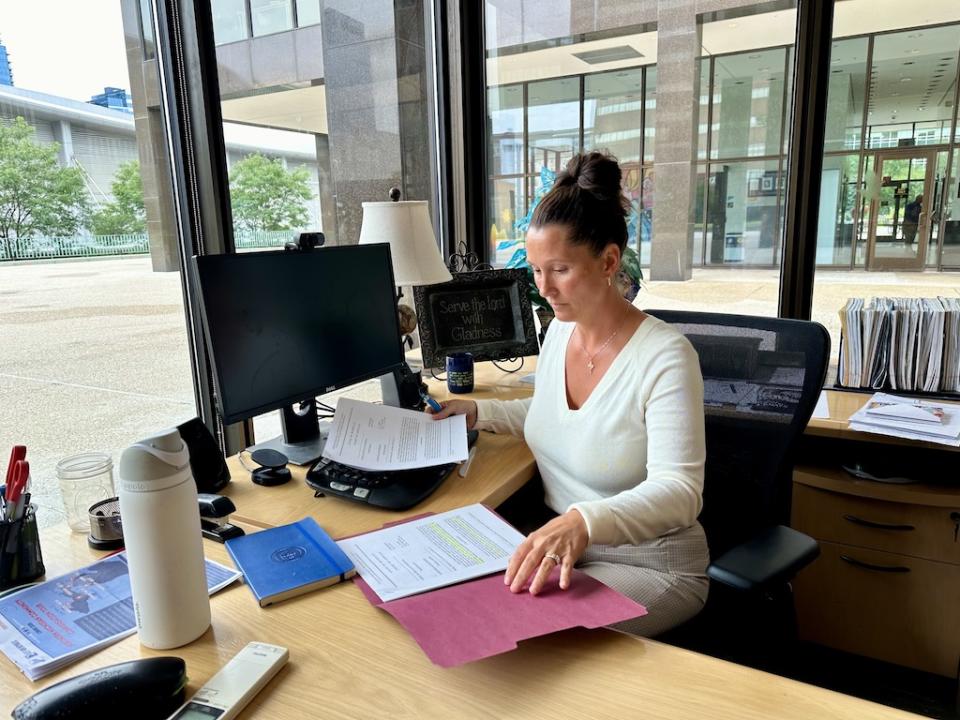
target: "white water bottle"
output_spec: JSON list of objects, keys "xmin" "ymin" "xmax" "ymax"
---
[{"xmin": 118, "ymin": 428, "xmax": 211, "ymax": 649}]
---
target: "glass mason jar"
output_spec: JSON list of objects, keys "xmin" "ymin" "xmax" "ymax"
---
[{"xmin": 56, "ymin": 453, "xmax": 115, "ymax": 533}]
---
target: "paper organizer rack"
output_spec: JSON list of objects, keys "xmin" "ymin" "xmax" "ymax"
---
[{"xmin": 836, "ymin": 296, "xmax": 960, "ymax": 400}]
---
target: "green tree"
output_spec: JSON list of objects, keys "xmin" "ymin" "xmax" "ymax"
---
[
  {"xmin": 229, "ymin": 153, "xmax": 313, "ymax": 232},
  {"xmin": 90, "ymin": 160, "xmax": 146, "ymax": 235},
  {"xmin": 0, "ymin": 117, "xmax": 89, "ymax": 257}
]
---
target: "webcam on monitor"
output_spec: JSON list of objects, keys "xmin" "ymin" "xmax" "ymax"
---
[{"xmin": 284, "ymin": 231, "xmax": 325, "ymax": 252}]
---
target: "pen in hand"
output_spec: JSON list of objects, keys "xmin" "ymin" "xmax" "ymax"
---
[{"xmin": 420, "ymin": 390, "xmax": 443, "ymax": 413}]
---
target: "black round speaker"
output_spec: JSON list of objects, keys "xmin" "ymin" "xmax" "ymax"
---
[{"xmin": 250, "ymin": 449, "xmax": 292, "ymax": 486}]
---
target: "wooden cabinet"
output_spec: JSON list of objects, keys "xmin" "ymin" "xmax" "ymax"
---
[{"xmin": 792, "ymin": 466, "xmax": 960, "ymax": 677}]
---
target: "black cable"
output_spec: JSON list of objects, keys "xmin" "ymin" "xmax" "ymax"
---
[{"xmin": 493, "ymin": 357, "xmax": 524, "ymax": 374}]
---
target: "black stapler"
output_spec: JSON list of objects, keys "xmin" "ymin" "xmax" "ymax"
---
[{"xmin": 198, "ymin": 493, "xmax": 245, "ymax": 542}]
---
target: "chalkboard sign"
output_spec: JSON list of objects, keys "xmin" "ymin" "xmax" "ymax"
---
[{"xmin": 413, "ymin": 269, "xmax": 540, "ymax": 369}]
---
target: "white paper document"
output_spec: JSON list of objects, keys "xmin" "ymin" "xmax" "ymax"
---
[
  {"xmin": 811, "ymin": 390, "xmax": 830, "ymax": 419},
  {"xmin": 848, "ymin": 392, "xmax": 960, "ymax": 446},
  {"xmin": 323, "ymin": 398, "xmax": 468, "ymax": 471},
  {"xmin": 336, "ymin": 504, "xmax": 525, "ymax": 602}
]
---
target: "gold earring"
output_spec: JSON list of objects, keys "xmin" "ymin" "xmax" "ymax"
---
[{"xmin": 607, "ymin": 276, "xmax": 612, "ymax": 287}]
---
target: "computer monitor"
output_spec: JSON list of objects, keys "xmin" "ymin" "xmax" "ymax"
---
[{"xmin": 193, "ymin": 244, "xmax": 404, "ymax": 463}]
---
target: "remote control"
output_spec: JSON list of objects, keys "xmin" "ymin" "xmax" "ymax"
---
[{"xmin": 166, "ymin": 642, "xmax": 289, "ymax": 719}]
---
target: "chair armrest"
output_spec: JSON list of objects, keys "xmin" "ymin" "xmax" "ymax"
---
[{"xmin": 706, "ymin": 525, "xmax": 819, "ymax": 592}]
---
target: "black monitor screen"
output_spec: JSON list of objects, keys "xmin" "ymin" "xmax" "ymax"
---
[{"xmin": 194, "ymin": 245, "xmax": 403, "ymax": 424}]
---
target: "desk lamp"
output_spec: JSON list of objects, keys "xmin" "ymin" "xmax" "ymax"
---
[{"xmin": 359, "ymin": 189, "xmax": 451, "ymax": 408}]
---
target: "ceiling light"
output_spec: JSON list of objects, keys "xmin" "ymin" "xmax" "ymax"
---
[
  {"xmin": 728, "ymin": 22, "xmax": 738, "ymax": 28},
  {"xmin": 900, "ymin": 77, "xmax": 912, "ymax": 83},
  {"xmin": 908, "ymin": 49, "xmax": 920, "ymax": 55},
  {"xmin": 572, "ymin": 46, "xmax": 644, "ymax": 64},
  {"xmin": 891, "ymin": 92, "xmax": 900, "ymax": 96}
]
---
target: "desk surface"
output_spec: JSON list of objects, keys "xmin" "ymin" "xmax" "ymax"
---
[
  {"xmin": 0, "ymin": 367, "xmax": 926, "ymax": 718},
  {"xmin": 0, "ymin": 525, "xmax": 919, "ymax": 719}
]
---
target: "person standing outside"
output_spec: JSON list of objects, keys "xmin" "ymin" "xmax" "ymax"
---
[{"xmin": 903, "ymin": 194, "xmax": 923, "ymax": 245}]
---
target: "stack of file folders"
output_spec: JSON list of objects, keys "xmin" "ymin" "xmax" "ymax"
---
[{"xmin": 837, "ymin": 297, "xmax": 960, "ymax": 394}]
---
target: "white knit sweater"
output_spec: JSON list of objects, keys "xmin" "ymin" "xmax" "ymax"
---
[{"xmin": 475, "ymin": 315, "xmax": 705, "ymax": 547}]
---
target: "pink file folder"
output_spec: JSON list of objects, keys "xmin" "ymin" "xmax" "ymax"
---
[{"xmin": 349, "ymin": 512, "xmax": 647, "ymax": 667}]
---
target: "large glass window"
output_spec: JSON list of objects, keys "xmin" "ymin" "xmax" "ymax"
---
[
  {"xmin": 484, "ymin": 10, "xmax": 658, "ymax": 266},
  {"xmin": 295, "ymin": 0, "xmax": 321, "ymax": 27},
  {"xmin": 209, "ymin": 1, "xmax": 440, "ymax": 442},
  {"xmin": 810, "ymin": 4, "xmax": 960, "ymax": 383},
  {"xmin": 212, "ymin": 0, "xmax": 249, "ymax": 44},
  {"xmin": 250, "ymin": 0, "xmax": 293, "ymax": 37},
  {"xmin": 0, "ymin": 1, "xmax": 192, "ymax": 526},
  {"xmin": 697, "ymin": 41, "xmax": 793, "ymax": 271},
  {"xmin": 710, "ymin": 48, "xmax": 788, "ymax": 160}
]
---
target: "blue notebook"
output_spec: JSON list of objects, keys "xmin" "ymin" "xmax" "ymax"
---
[{"xmin": 225, "ymin": 518, "xmax": 356, "ymax": 607}]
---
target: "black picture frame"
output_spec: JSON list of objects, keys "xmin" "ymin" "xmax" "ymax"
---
[{"xmin": 413, "ymin": 269, "xmax": 540, "ymax": 369}]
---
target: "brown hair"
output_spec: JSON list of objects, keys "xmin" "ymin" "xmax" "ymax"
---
[{"xmin": 530, "ymin": 152, "xmax": 630, "ymax": 256}]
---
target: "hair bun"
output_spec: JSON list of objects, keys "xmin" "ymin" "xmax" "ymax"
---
[
  {"xmin": 560, "ymin": 151, "xmax": 623, "ymax": 207},
  {"xmin": 530, "ymin": 151, "xmax": 630, "ymax": 255}
]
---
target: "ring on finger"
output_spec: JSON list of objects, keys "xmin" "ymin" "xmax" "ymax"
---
[{"xmin": 543, "ymin": 552, "xmax": 561, "ymax": 565}]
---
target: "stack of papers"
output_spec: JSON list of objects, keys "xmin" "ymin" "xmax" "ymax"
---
[
  {"xmin": 0, "ymin": 553, "xmax": 239, "ymax": 681},
  {"xmin": 849, "ymin": 392, "xmax": 960, "ymax": 446},
  {"xmin": 323, "ymin": 398, "xmax": 468, "ymax": 471},
  {"xmin": 838, "ymin": 296, "xmax": 960, "ymax": 394}
]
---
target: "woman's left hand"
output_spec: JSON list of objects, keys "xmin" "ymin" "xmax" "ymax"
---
[{"xmin": 504, "ymin": 510, "xmax": 589, "ymax": 595}]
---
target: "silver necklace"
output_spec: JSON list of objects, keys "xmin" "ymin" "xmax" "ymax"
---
[{"xmin": 575, "ymin": 317, "xmax": 626, "ymax": 374}]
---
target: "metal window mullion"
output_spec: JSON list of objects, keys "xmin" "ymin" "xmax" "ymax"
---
[
  {"xmin": 578, "ymin": 74, "xmax": 585, "ymax": 154},
  {"xmin": 778, "ymin": 0, "xmax": 834, "ymax": 320},
  {"xmin": 155, "ymin": 0, "xmax": 249, "ymax": 453},
  {"xmin": 937, "ymin": 44, "xmax": 960, "ymax": 270},
  {"xmin": 639, "ymin": 65, "xmax": 646, "ymax": 168},
  {"xmin": 851, "ymin": 34, "xmax": 873, "ymax": 270},
  {"xmin": 774, "ymin": 46, "xmax": 790, "ymax": 269},
  {"xmin": 704, "ymin": 55, "xmax": 715, "ymax": 265}
]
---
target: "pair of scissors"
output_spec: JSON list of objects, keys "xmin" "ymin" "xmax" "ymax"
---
[{"xmin": 4, "ymin": 446, "xmax": 28, "ymax": 520}]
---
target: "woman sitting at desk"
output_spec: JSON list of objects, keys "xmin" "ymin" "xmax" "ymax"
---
[{"xmin": 429, "ymin": 152, "xmax": 708, "ymax": 636}]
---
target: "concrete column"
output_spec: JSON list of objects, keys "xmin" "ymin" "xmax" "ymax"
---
[
  {"xmin": 651, "ymin": 1, "xmax": 702, "ymax": 281},
  {"xmin": 120, "ymin": 0, "xmax": 180, "ymax": 271},
  {"xmin": 52, "ymin": 120, "xmax": 74, "ymax": 167},
  {"xmin": 319, "ymin": 0, "xmax": 433, "ymax": 245},
  {"xmin": 314, "ymin": 134, "xmax": 338, "ymax": 243}
]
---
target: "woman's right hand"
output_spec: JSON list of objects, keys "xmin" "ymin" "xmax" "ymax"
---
[{"xmin": 426, "ymin": 399, "xmax": 478, "ymax": 430}]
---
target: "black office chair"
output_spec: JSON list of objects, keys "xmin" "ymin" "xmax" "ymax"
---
[{"xmin": 646, "ymin": 310, "xmax": 830, "ymax": 670}]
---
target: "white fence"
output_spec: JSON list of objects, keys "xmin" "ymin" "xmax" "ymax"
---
[{"xmin": 0, "ymin": 231, "xmax": 293, "ymax": 261}]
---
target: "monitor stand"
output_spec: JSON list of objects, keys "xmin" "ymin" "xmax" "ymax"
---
[{"xmin": 247, "ymin": 400, "xmax": 331, "ymax": 466}]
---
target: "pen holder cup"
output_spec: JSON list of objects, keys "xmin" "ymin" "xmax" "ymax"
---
[{"xmin": 0, "ymin": 505, "xmax": 46, "ymax": 591}]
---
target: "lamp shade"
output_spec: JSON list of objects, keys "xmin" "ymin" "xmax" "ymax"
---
[{"xmin": 358, "ymin": 200, "xmax": 452, "ymax": 287}]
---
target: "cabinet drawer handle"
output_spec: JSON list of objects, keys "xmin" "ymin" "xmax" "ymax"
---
[
  {"xmin": 842, "ymin": 514, "xmax": 915, "ymax": 532},
  {"xmin": 840, "ymin": 555, "xmax": 911, "ymax": 573}
]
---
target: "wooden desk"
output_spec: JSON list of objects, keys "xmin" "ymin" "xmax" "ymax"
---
[
  {"xmin": 223, "ymin": 362, "xmax": 537, "ymax": 532},
  {"xmin": 794, "ymin": 389, "xmax": 960, "ymax": 678},
  {"xmin": 1, "ymin": 525, "xmax": 921, "ymax": 719}
]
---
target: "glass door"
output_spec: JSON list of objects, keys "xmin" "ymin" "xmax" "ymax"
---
[{"xmin": 866, "ymin": 150, "xmax": 935, "ymax": 271}]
